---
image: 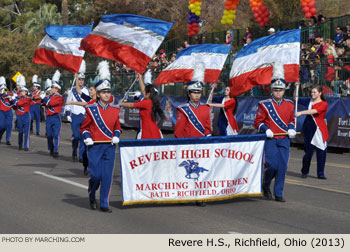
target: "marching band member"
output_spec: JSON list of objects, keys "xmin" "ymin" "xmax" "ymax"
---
[
  {"xmin": 208, "ymin": 86, "xmax": 239, "ymax": 136},
  {"xmin": 65, "ymin": 60, "xmax": 90, "ymax": 162},
  {"xmin": 14, "ymin": 76, "xmax": 32, "ymax": 151},
  {"xmin": 174, "ymin": 63, "xmax": 211, "ymax": 207},
  {"xmin": 295, "ymin": 84, "xmax": 328, "ymax": 179},
  {"xmin": 30, "ymin": 75, "xmax": 42, "ymax": 135},
  {"xmin": 0, "ymin": 77, "xmax": 13, "ymax": 145},
  {"xmin": 80, "ymin": 61, "xmax": 122, "ymax": 213},
  {"xmin": 174, "ymin": 63, "xmax": 211, "ymax": 139},
  {"xmin": 42, "ymin": 70, "xmax": 64, "ymax": 157},
  {"xmin": 254, "ymin": 63, "xmax": 296, "ymax": 203},
  {"xmin": 118, "ymin": 71, "xmax": 164, "ymax": 139}
]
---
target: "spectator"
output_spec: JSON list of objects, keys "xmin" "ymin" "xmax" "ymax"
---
[
  {"xmin": 307, "ymin": 19, "xmax": 317, "ymax": 44},
  {"xmin": 214, "ymin": 37, "xmax": 221, "ymax": 44},
  {"xmin": 242, "ymin": 27, "xmax": 252, "ymax": 45},
  {"xmin": 244, "ymin": 37, "xmax": 252, "ymax": 46},
  {"xmin": 334, "ymin": 26, "xmax": 343, "ymax": 45},
  {"xmin": 333, "ymin": 61, "xmax": 350, "ymax": 95},
  {"xmin": 268, "ymin": 27, "xmax": 275, "ymax": 35},
  {"xmin": 183, "ymin": 40, "xmax": 190, "ymax": 48},
  {"xmin": 225, "ymin": 31, "xmax": 233, "ymax": 45},
  {"xmin": 201, "ymin": 35, "xmax": 206, "ymax": 44},
  {"xmin": 325, "ymin": 39, "xmax": 337, "ymax": 58}
]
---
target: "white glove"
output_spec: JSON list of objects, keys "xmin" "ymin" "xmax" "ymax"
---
[
  {"xmin": 67, "ymin": 115, "xmax": 72, "ymax": 122},
  {"xmin": 40, "ymin": 92, "xmax": 45, "ymax": 99},
  {"xmin": 266, "ymin": 129, "xmax": 274, "ymax": 138},
  {"xmin": 84, "ymin": 138, "xmax": 94, "ymax": 146},
  {"xmin": 288, "ymin": 129, "xmax": 297, "ymax": 138},
  {"xmin": 112, "ymin": 136, "xmax": 120, "ymax": 145}
]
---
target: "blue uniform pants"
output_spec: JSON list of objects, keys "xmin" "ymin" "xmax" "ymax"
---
[
  {"xmin": 302, "ymin": 133, "xmax": 327, "ymax": 178},
  {"xmin": 17, "ymin": 112, "xmax": 31, "ymax": 149},
  {"xmin": 30, "ymin": 104, "xmax": 41, "ymax": 134},
  {"xmin": 263, "ymin": 137, "xmax": 290, "ymax": 198},
  {"xmin": 0, "ymin": 110, "xmax": 13, "ymax": 142},
  {"xmin": 0, "ymin": 110, "xmax": 6, "ymax": 141},
  {"xmin": 46, "ymin": 113, "xmax": 61, "ymax": 153},
  {"xmin": 87, "ymin": 144, "xmax": 116, "ymax": 209},
  {"xmin": 71, "ymin": 113, "xmax": 86, "ymax": 159}
]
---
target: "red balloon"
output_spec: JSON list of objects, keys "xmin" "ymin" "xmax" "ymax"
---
[
  {"xmin": 260, "ymin": 22, "xmax": 265, "ymax": 28},
  {"xmin": 310, "ymin": 7, "xmax": 317, "ymax": 15},
  {"xmin": 264, "ymin": 17, "xmax": 270, "ymax": 23},
  {"xmin": 254, "ymin": 13, "xmax": 259, "ymax": 18},
  {"xmin": 301, "ymin": 2, "xmax": 308, "ymax": 8},
  {"xmin": 302, "ymin": 7, "xmax": 310, "ymax": 13},
  {"xmin": 264, "ymin": 11, "xmax": 270, "ymax": 17},
  {"xmin": 308, "ymin": 0, "xmax": 316, "ymax": 7},
  {"xmin": 257, "ymin": 17, "xmax": 262, "ymax": 23},
  {"xmin": 305, "ymin": 12, "xmax": 312, "ymax": 19},
  {"xmin": 261, "ymin": 5, "xmax": 267, "ymax": 12}
]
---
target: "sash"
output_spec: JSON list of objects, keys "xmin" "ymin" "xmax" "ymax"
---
[
  {"xmin": 46, "ymin": 95, "xmax": 56, "ymax": 113},
  {"xmin": 179, "ymin": 105, "xmax": 205, "ymax": 136},
  {"xmin": 72, "ymin": 88, "xmax": 83, "ymax": 102},
  {"xmin": 88, "ymin": 106, "xmax": 113, "ymax": 139},
  {"xmin": 0, "ymin": 96, "xmax": 12, "ymax": 108},
  {"xmin": 262, "ymin": 101, "xmax": 288, "ymax": 132}
]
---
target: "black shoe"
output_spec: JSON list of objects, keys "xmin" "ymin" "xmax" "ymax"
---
[
  {"xmin": 83, "ymin": 167, "xmax": 89, "ymax": 176},
  {"xmin": 72, "ymin": 154, "xmax": 77, "ymax": 162},
  {"xmin": 301, "ymin": 174, "xmax": 307, "ymax": 178},
  {"xmin": 195, "ymin": 201, "xmax": 206, "ymax": 207},
  {"xmin": 36, "ymin": 132, "xmax": 39, "ymax": 136},
  {"xmin": 79, "ymin": 159, "xmax": 83, "ymax": 163},
  {"xmin": 89, "ymin": 199, "xmax": 97, "ymax": 210},
  {"xmin": 100, "ymin": 207, "xmax": 112, "ymax": 213},
  {"xmin": 275, "ymin": 196, "xmax": 286, "ymax": 202},
  {"xmin": 263, "ymin": 188, "xmax": 273, "ymax": 200},
  {"xmin": 6, "ymin": 142, "xmax": 11, "ymax": 145},
  {"xmin": 53, "ymin": 152, "xmax": 59, "ymax": 158},
  {"xmin": 318, "ymin": 176, "xmax": 327, "ymax": 179},
  {"xmin": 24, "ymin": 148, "xmax": 29, "ymax": 151},
  {"xmin": 50, "ymin": 149, "xmax": 54, "ymax": 156}
]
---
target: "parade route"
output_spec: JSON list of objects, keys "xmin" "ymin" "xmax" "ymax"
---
[{"xmin": 0, "ymin": 122, "xmax": 349, "ymax": 234}]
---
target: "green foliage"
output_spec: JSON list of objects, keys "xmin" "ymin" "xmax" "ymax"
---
[{"xmin": 24, "ymin": 4, "xmax": 62, "ymax": 37}]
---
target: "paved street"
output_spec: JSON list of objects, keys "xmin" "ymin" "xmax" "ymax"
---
[{"xmin": 0, "ymin": 121, "xmax": 349, "ymax": 234}]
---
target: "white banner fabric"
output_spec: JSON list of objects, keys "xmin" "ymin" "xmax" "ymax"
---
[{"xmin": 119, "ymin": 135, "xmax": 265, "ymax": 205}]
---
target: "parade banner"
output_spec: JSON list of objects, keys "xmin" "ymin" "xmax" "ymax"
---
[{"xmin": 119, "ymin": 135, "xmax": 265, "ymax": 205}]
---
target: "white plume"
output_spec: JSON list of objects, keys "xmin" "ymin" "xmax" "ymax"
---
[
  {"xmin": 52, "ymin": 70, "xmax": 61, "ymax": 83},
  {"xmin": 16, "ymin": 75, "xmax": 26, "ymax": 87},
  {"xmin": 144, "ymin": 70, "xmax": 152, "ymax": 85},
  {"xmin": 32, "ymin": 75, "xmax": 38, "ymax": 84},
  {"xmin": 97, "ymin": 61, "xmax": 110, "ymax": 81},
  {"xmin": 45, "ymin": 79, "xmax": 52, "ymax": 89},
  {"xmin": 0, "ymin": 76, "xmax": 6, "ymax": 85},
  {"xmin": 191, "ymin": 61, "xmax": 205, "ymax": 82},
  {"xmin": 79, "ymin": 60, "xmax": 86, "ymax": 73},
  {"xmin": 272, "ymin": 62, "xmax": 284, "ymax": 80}
]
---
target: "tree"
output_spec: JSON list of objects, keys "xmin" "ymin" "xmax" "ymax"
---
[{"xmin": 24, "ymin": 3, "xmax": 62, "ymax": 37}]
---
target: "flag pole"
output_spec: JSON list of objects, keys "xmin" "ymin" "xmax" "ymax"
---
[
  {"xmin": 120, "ymin": 74, "xmax": 137, "ymax": 102},
  {"xmin": 294, "ymin": 82, "xmax": 300, "ymax": 129},
  {"xmin": 206, "ymin": 83, "xmax": 216, "ymax": 104}
]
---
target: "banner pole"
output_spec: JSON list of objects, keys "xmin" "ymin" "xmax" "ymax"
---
[
  {"xmin": 294, "ymin": 83, "xmax": 300, "ymax": 129},
  {"xmin": 120, "ymin": 75, "xmax": 137, "ymax": 102},
  {"xmin": 206, "ymin": 83, "xmax": 216, "ymax": 104}
]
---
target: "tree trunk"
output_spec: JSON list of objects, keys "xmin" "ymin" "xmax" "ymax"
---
[{"xmin": 62, "ymin": 0, "xmax": 68, "ymax": 25}]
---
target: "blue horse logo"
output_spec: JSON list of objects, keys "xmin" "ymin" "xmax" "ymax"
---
[{"xmin": 179, "ymin": 160, "xmax": 209, "ymax": 181}]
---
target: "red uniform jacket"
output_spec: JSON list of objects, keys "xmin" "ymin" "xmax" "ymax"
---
[
  {"xmin": 174, "ymin": 102, "xmax": 211, "ymax": 138},
  {"xmin": 44, "ymin": 94, "xmax": 64, "ymax": 116},
  {"xmin": 133, "ymin": 99, "xmax": 162, "ymax": 139},
  {"xmin": 80, "ymin": 102, "xmax": 122, "ymax": 142},
  {"xmin": 254, "ymin": 98, "xmax": 295, "ymax": 139},
  {"xmin": 0, "ymin": 94, "xmax": 13, "ymax": 112},
  {"xmin": 15, "ymin": 96, "xmax": 32, "ymax": 115},
  {"xmin": 31, "ymin": 90, "xmax": 41, "ymax": 105},
  {"xmin": 224, "ymin": 99, "xmax": 239, "ymax": 132},
  {"xmin": 311, "ymin": 101, "xmax": 329, "ymax": 142}
]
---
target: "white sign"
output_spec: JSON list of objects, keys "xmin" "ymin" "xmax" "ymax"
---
[{"xmin": 119, "ymin": 135, "xmax": 265, "ymax": 205}]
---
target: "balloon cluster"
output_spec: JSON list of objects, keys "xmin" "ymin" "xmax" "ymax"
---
[
  {"xmin": 221, "ymin": 0, "xmax": 240, "ymax": 25},
  {"xmin": 300, "ymin": 0, "xmax": 317, "ymax": 19},
  {"xmin": 249, "ymin": 0, "xmax": 270, "ymax": 28},
  {"xmin": 187, "ymin": 0, "xmax": 202, "ymax": 37}
]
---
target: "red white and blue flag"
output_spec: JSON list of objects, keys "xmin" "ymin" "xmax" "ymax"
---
[
  {"xmin": 229, "ymin": 29, "xmax": 300, "ymax": 96},
  {"xmin": 32, "ymin": 24, "xmax": 93, "ymax": 73},
  {"xmin": 155, "ymin": 44, "xmax": 231, "ymax": 85},
  {"xmin": 80, "ymin": 14, "xmax": 174, "ymax": 74}
]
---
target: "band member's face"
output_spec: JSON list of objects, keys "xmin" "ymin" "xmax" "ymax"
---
[
  {"xmin": 189, "ymin": 91, "xmax": 201, "ymax": 102},
  {"xmin": 77, "ymin": 78, "xmax": 85, "ymax": 87},
  {"xmin": 271, "ymin": 89, "xmax": 285, "ymax": 100},
  {"xmin": 89, "ymin": 87, "xmax": 96, "ymax": 97},
  {"xmin": 16, "ymin": 85, "xmax": 21, "ymax": 91},
  {"xmin": 224, "ymin": 87, "xmax": 230, "ymax": 96},
  {"xmin": 311, "ymin": 88, "xmax": 321, "ymax": 100},
  {"xmin": 52, "ymin": 87, "xmax": 60, "ymax": 94},
  {"xmin": 33, "ymin": 86, "xmax": 38, "ymax": 91},
  {"xmin": 97, "ymin": 91, "xmax": 111, "ymax": 103},
  {"xmin": 20, "ymin": 90, "xmax": 27, "ymax": 96}
]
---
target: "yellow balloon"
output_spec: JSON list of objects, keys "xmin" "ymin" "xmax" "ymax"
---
[
  {"xmin": 195, "ymin": 11, "xmax": 200, "ymax": 16},
  {"xmin": 228, "ymin": 20, "xmax": 233, "ymax": 25},
  {"xmin": 221, "ymin": 20, "xmax": 226, "ymax": 25}
]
